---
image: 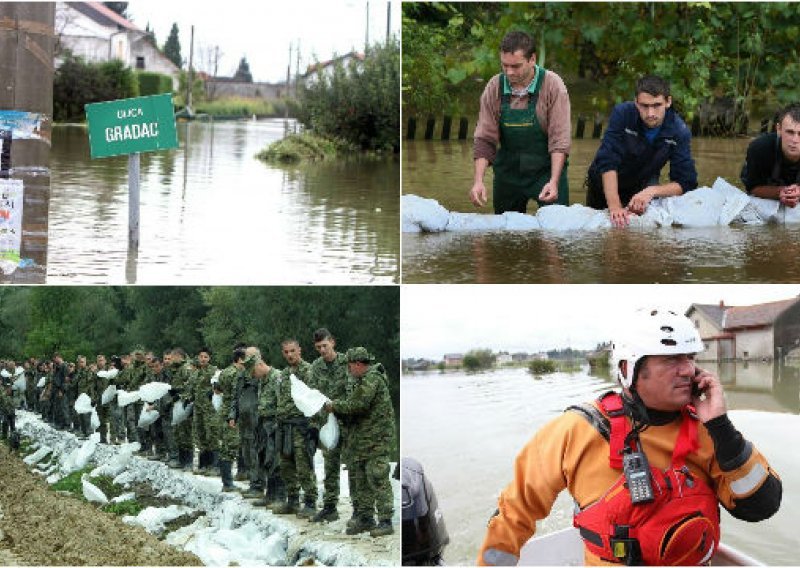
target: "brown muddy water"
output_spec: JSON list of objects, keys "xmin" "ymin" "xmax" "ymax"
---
[
  {"xmin": 402, "ymin": 137, "xmax": 800, "ymax": 283},
  {"xmin": 48, "ymin": 121, "xmax": 399, "ymax": 284}
]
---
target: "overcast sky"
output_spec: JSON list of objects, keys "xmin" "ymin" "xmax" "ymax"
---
[
  {"xmin": 126, "ymin": 1, "xmax": 400, "ymax": 83},
  {"xmin": 402, "ymin": 285, "xmax": 800, "ymax": 360}
]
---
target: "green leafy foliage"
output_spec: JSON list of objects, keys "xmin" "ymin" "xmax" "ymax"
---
[
  {"xmin": 136, "ymin": 72, "xmax": 173, "ymax": 96},
  {"xmin": 103, "ymin": 499, "xmax": 144, "ymax": 516},
  {"xmin": 462, "ymin": 348, "xmax": 496, "ymax": 372},
  {"xmin": 54, "ymin": 54, "xmax": 139, "ymax": 122},
  {"xmin": 297, "ymin": 39, "xmax": 399, "ymax": 153},
  {"xmin": 403, "ymin": 2, "xmax": 800, "ymax": 133},
  {"xmin": 163, "ymin": 23, "xmax": 182, "ymax": 68},
  {"xmin": 528, "ymin": 359, "xmax": 556, "ymax": 375}
]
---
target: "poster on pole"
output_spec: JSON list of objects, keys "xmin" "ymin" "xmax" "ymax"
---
[{"xmin": 0, "ymin": 178, "xmax": 24, "ymax": 273}]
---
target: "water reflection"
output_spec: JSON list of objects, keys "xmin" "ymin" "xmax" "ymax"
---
[
  {"xmin": 48, "ymin": 120, "xmax": 399, "ymax": 284},
  {"xmin": 402, "ymin": 138, "xmax": 800, "ymax": 283}
]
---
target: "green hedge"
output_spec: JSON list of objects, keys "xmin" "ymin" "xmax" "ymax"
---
[
  {"xmin": 136, "ymin": 71, "xmax": 173, "ymax": 96},
  {"xmin": 54, "ymin": 54, "xmax": 139, "ymax": 122}
]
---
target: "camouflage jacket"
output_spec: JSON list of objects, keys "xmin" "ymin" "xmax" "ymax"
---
[
  {"xmin": 267, "ymin": 360, "xmax": 312, "ymax": 423},
  {"xmin": 167, "ymin": 361, "xmax": 195, "ymax": 400},
  {"xmin": 331, "ymin": 363, "xmax": 395, "ymax": 461},
  {"xmin": 127, "ymin": 361, "xmax": 149, "ymax": 391},
  {"xmin": 191, "ymin": 364, "xmax": 219, "ymax": 415},
  {"xmin": 309, "ymin": 352, "xmax": 350, "ymax": 400},
  {"xmin": 256, "ymin": 368, "xmax": 284, "ymax": 421},
  {"xmin": 74, "ymin": 366, "xmax": 94, "ymax": 399},
  {"xmin": 218, "ymin": 364, "xmax": 241, "ymax": 420}
]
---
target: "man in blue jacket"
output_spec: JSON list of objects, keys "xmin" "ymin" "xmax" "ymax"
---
[{"xmin": 586, "ymin": 75, "xmax": 698, "ymax": 227}]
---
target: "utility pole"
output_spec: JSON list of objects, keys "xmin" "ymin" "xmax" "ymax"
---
[
  {"xmin": 0, "ymin": 3, "xmax": 55, "ymax": 283},
  {"xmin": 386, "ymin": 1, "xmax": 391, "ymax": 43},
  {"xmin": 294, "ymin": 39, "xmax": 300, "ymax": 99},
  {"xmin": 365, "ymin": 0, "xmax": 370, "ymax": 51},
  {"xmin": 186, "ymin": 25, "xmax": 194, "ymax": 115},
  {"xmin": 285, "ymin": 42, "xmax": 292, "ymax": 120}
]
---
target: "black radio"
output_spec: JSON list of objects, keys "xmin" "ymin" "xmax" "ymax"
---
[{"xmin": 623, "ymin": 450, "xmax": 655, "ymax": 504}]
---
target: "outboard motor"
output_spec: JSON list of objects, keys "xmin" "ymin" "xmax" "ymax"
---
[{"xmin": 402, "ymin": 457, "xmax": 449, "ymax": 566}]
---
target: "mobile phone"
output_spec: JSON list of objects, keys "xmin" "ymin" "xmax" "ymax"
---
[{"xmin": 691, "ymin": 368, "xmax": 706, "ymax": 398}]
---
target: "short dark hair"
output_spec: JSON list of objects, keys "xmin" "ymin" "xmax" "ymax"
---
[
  {"xmin": 777, "ymin": 103, "xmax": 800, "ymax": 126},
  {"xmin": 198, "ymin": 346, "xmax": 212, "ymax": 356},
  {"xmin": 281, "ymin": 338, "xmax": 300, "ymax": 348},
  {"xmin": 500, "ymin": 31, "xmax": 536, "ymax": 60},
  {"xmin": 635, "ymin": 75, "xmax": 671, "ymax": 99},
  {"xmin": 171, "ymin": 347, "xmax": 186, "ymax": 358},
  {"xmin": 232, "ymin": 347, "xmax": 246, "ymax": 363},
  {"xmin": 313, "ymin": 328, "xmax": 334, "ymax": 343}
]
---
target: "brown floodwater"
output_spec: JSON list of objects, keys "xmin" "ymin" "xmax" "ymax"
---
[
  {"xmin": 402, "ymin": 137, "xmax": 800, "ymax": 283},
  {"xmin": 48, "ymin": 120, "xmax": 399, "ymax": 284}
]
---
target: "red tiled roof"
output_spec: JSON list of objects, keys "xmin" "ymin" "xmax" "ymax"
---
[
  {"xmin": 84, "ymin": 2, "xmax": 141, "ymax": 31},
  {"xmin": 723, "ymin": 299, "xmax": 798, "ymax": 329}
]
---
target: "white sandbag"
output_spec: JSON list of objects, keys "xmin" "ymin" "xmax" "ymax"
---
[
  {"xmin": 446, "ymin": 211, "xmax": 508, "ymax": 231},
  {"xmin": 23, "ymin": 446, "xmax": 52, "ymax": 466},
  {"xmin": 74, "ymin": 393, "xmax": 93, "ymax": 414},
  {"xmin": 91, "ymin": 446, "xmax": 134, "ymax": 478},
  {"xmin": 36, "ymin": 376, "xmax": 46, "ymax": 388},
  {"xmin": 211, "ymin": 369, "xmax": 221, "ymax": 385},
  {"xmin": 713, "ymin": 177, "xmax": 753, "ymax": 224},
  {"xmin": 746, "ymin": 196, "xmax": 781, "ymax": 223},
  {"xmin": 12, "ymin": 375, "xmax": 26, "ymax": 392},
  {"xmin": 781, "ymin": 203, "xmax": 800, "ymax": 225},
  {"xmin": 117, "ymin": 389, "xmax": 140, "ymax": 407},
  {"xmin": 319, "ymin": 413, "xmax": 340, "ymax": 450},
  {"xmin": 138, "ymin": 405, "xmax": 159, "ymax": 428},
  {"xmin": 61, "ymin": 437, "xmax": 98, "ymax": 474},
  {"xmin": 97, "ymin": 368, "xmax": 119, "ymax": 380},
  {"xmin": 401, "ymin": 194, "xmax": 451, "ymax": 233},
  {"xmin": 0, "ymin": 369, "xmax": 10, "ymax": 378},
  {"xmin": 290, "ymin": 375, "xmax": 329, "ymax": 417},
  {"xmin": 663, "ymin": 187, "xmax": 726, "ymax": 227},
  {"xmin": 81, "ymin": 474, "xmax": 108, "ymax": 504},
  {"xmin": 101, "ymin": 384, "xmax": 117, "ymax": 405},
  {"xmin": 138, "ymin": 381, "xmax": 171, "ymax": 403},
  {"xmin": 212, "ymin": 393, "xmax": 223, "ymax": 412},
  {"xmin": 111, "ymin": 491, "xmax": 136, "ymax": 503},
  {"xmin": 14, "ymin": 366, "xmax": 24, "ymax": 376},
  {"xmin": 90, "ymin": 408, "xmax": 100, "ymax": 432},
  {"xmin": 172, "ymin": 400, "xmax": 193, "ymax": 426},
  {"xmin": 503, "ymin": 211, "xmax": 542, "ymax": 230}
]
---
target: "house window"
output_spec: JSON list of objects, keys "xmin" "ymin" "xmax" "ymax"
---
[
  {"xmin": 743, "ymin": 351, "xmax": 749, "ymax": 358},
  {"xmin": 136, "ymin": 56, "xmax": 145, "ymax": 69}
]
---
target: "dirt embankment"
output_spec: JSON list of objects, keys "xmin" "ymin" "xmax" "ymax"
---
[{"xmin": 0, "ymin": 444, "xmax": 201, "ymax": 566}]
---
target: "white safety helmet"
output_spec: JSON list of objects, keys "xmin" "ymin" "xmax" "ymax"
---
[{"xmin": 613, "ymin": 307, "xmax": 704, "ymax": 389}]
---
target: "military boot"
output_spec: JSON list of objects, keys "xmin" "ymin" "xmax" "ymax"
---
[
  {"xmin": 273, "ymin": 497, "xmax": 299, "ymax": 515},
  {"xmin": 296, "ymin": 498, "xmax": 317, "ymax": 519},
  {"xmin": 346, "ymin": 514, "xmax": 376, "ymax": 535},
  {"xmin": 311, "ymin": 505, "xmax": 339, "ymax": 523},
  {"xmin": 370, "ymin": 519, "xmax": 394, "ymax": 537},
  {"xmin": 219, "ymin": 460, "xmax": 236, "ymax": 492}
]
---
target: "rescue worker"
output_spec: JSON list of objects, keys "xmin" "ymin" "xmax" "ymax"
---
[
  {"xmin": 586, "ymin": 75, "xmax": 698, "ymax": 227},
  {"xmin": 146, "ymin": 356, "xmax": 173, "ymax": 462},
  {"xmin": 469, "ymin": 30, "xmax": 571, "ymax": 214},
  {"xmin": 129, "ymin": 349, "xmax": 150, "ymax": 448},
  {"xmin": 267, "ymin": 339, "xmax": 317, "ymax": 518},
  {"xmin": 255, "ymin": 356, "xmax": 287, "ymax": 508},
  {"xmin": 93, "ymin": 354, "xmax": 112, "ymax": 444},
  {"xmin": 325, "ymin": 347, "xmax": 397, "ymax": 537},
  {"xmin": 74, "ymin": 355, "xmax": 94, "ymax": 437},
  {"xmin": 308, "ymin": 328, "xmax": 350, "ymax": 523},
  {"xmin": 478, "ymin": 308, "xmax": 782, "ymax": 566},
  {"xmin": 741, "ymin": 102, "xmax": 800, "ymax": 207},
  {"xmin": 51, "ymin": 353, "xmax": 69, "ymax": 429},
  {"xmin": 231, "ymin": 347, "xmax": 263, "ymax": 496},
  {"xmin": 168, "ymin": 348, "xmax": 196, "ymax": 470},
  {"xmin": 191, "ymin": 347, "xmax": 219, "ymax": 475}
]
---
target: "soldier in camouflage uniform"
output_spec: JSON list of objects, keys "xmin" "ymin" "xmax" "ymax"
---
[
  {"xmin": 93, "ymin": 355, "xmax": 113, "ymax": 444},
  {"xmin": 74, "ymin": 356, "xmax": 94, "ymax": 437},
  {"xmin": 309, "ymin": 328, "xmax": 351, "ymax": 523},
  {"xmin": 25, "ymin": 360, "xmax": 37, "ymax": 412},
  {"xmin": 256, "ymin": 357, "xmax": 287, "ymax": 507},
  {"xmin": 267, "ymin": 339, "xmax": 318, "ymax": 518},
  {"xmin": 129, "ymin": 350, "xmax": 150, "ymax": 448},
  {"xmin": 168, "ymin": 348, "xmax": 196, "ymax": 469},
  {"xmin": 110, "ymin": 354, "xmax": 132, "ymax": 443},
  {"xmin": 51, "ymin": 353, "xmax": 69, "ymax": 430},
  {"xmin": 231, "ymin": 347, "xmax": 263, "ymax": 496},
  {"xmin": 65, "ymin": 361, "xmax": 79, "ymax": 432},
  {"xmin": 217, "ymin": 347, "xmax": 245, "ymax": 492},
  {"xmin": 326, "ymin": 347, "xmax": 396, "ymax": 537},
  {"xmin": 144, "ymin": 357, "xmax": 172, "ymax": 461},
  {"xmin": 0, "ymin": 365, "xmax": 14, "ymax": 442},
  {"xmin": 192, "ymin": 348, "xmax": 219, "ymax": 475}
]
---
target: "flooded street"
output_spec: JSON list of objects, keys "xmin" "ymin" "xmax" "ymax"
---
[
  {"xmin": 402, "ymin": 137, "xmax": 800, "ymax": 283},
  {"xmin": 401, "ymin": 364, "xmax": 799, "ymax": 565},
  {"xmin": 48, "ymin": 120, "xmax": 399, "ymax": 284}
]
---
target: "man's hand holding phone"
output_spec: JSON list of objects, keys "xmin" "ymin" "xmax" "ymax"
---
[{"xmin": 691, "ymin": 366, "xmax": 727, "ymax": 423}]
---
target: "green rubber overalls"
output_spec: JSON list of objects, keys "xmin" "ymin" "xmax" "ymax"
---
[{"xmin": 492, "ymin": 66, "xmax": 569, "ymax": 214}]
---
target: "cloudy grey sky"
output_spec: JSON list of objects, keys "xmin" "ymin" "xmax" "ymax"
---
[
  {"xmin": 402, "ymin": 285, "xmax": 800, "ymax": 360},
  {"xmin": 127, "ymin": 1, "xmax": 400, "ymax": 83}
]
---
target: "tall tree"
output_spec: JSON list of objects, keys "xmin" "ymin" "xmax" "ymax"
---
[
  {"xmin": 233, "ymin": 56, "xmax": 253, "ymax": 82},
  {"xmin": 164, "ymin": 23, "xmax": 183, "ymax": 68}
]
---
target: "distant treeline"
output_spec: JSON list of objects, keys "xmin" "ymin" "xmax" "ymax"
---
[{"xmin": 0, "ymin": 286, "xmax": 399, "ymax": 414}]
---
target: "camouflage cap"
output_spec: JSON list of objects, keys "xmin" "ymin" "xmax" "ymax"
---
[{"xmin": 346, "ymin": 347, "xmax": 373, "ymax": 363}]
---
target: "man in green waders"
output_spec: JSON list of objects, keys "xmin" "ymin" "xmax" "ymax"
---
[{"xmin": 470, "ymin": 30, "xmax": 571, "ymax": 214}]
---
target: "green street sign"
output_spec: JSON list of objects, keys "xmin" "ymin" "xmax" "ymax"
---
[{"xmin": 85, "ymin": 93, "xmax": 179, "ymax": 158}]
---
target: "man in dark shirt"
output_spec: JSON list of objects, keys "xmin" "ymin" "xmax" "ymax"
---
[
  {"xmin": 740, "ymin": 103, "xmax": 800, "ymax": 208},
  {"xmin": 586, "ymin": 75, "xmax": 697, "ymax": 227}
]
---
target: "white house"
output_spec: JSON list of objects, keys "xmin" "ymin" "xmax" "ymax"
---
[
  {"xmin": 55, "ymin": 2, "xmax": 180, "ymax": 89},
  {"xmin": 302, "ymin": 51, "xmax": 365, "ymax": 86}
]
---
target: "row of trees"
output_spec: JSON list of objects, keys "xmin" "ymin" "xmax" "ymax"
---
[
  {"xmin": 403, "ymin": 2, "xmax": 800, "ymax": 133},
  {"xmin": 0, "ymin": 287, "xmax": 399, "ymax": 413}
]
